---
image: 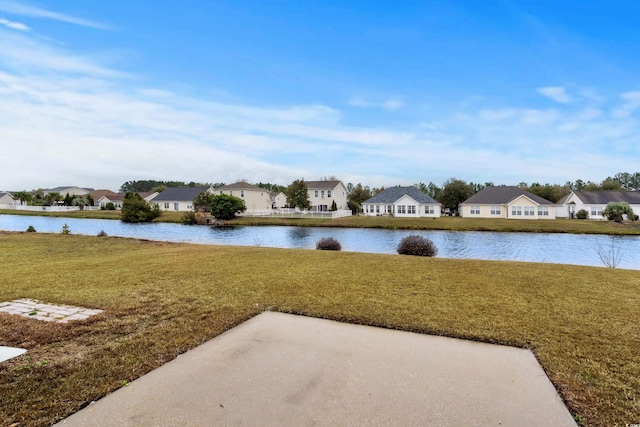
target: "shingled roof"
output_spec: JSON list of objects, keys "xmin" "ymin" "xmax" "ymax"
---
[
  {"xmin": 217, "ymin": 182, "xmax": 265, "ymax": 191},
  {"xmin": 153, "ymin": 186, "xmax": 211, "ymax": 202},
  {"xmin": 306, "ymin": 180, "xmax": 343, "ymax": 190},
  {"xmin": 571, "ymin": 191, "xmax": 640, "ymax": 204},
  {"xmin": 462, "ymin": 186, "xmax": 553, "ymax": 205},
  {"xmin": 364, "ymin": 186, "xmax": 439, "ymax": 205}
]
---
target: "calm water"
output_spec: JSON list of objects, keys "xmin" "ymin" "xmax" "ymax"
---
[{"xmin": 1, "ymin": 215, "xmax": 639, "ymax": 269}]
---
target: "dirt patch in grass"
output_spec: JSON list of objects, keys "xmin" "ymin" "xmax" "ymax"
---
[{"xmin": 0, "ymin": 232, "xmax": 638, "ymax": 426}]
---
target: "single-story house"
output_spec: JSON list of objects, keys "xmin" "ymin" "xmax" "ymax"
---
[
  {"xmin": 153, "ymin": 186, "xmax": 213, "ymax": 212},
  {"xmin": 90, "ymin": 190, "xmax": 122, "ymax": 208},
  {"xmin": 306, "ymin": 180, "xmax": 348, "ymax": 211},
  {"xmin": 460, "ymin": 186, "xmax": 555, "ymax": 219},
  {"xmin": 557, "ymin": 191, "xmax": 640, "ymax": 219},
  {"xmin": 216, "ymin": 182, "xmax": 273, "ymax": 211},
  {"xmin": 361, "ymin": 186, "xmax": 441, "ymax": 217},
  {"xmin": 44, "ymin": 186, "xmax": 94, "ymax": 197}
]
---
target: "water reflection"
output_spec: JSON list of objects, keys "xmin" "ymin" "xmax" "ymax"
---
[{"xmin": 1, "ymin": 214, "xmax": 638, "ymax": 269}]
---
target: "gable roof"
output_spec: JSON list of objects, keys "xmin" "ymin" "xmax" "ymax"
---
[
  {"xmin": 0, "ymin": 192, "xmax": 14, "ymax": 199},
  {"xmin": 363, "ymin": 186, "xmax": 439, "ymax": 205},
  {"xmin": 47, "ymin": 186, "xmax": 95, "ymax": 192},
  {"xmin": 462, "ymin": 186, "xmax": 553, "ymax": 205},
  {"xmin": 152, "ymin": 186, "xmax": 211, "ymax": 202},
  {"xmin": 217, "ymin": 182, "xmax": 265, "ymax": 191},
  {"xmin": 306, "ymin": 180, "xmax": 343, "ymax": 190},
  {"xmin": 572, "ymin": 190, "xmax": 640, "ymax": 205},
  {"xmin": 90, "ymin": 189, "xmax": 119, "ymax": 200}
]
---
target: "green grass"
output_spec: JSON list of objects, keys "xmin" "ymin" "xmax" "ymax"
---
[{"xmin": 0, "ymin": 232, "xmax": 638, "ymax": 426}]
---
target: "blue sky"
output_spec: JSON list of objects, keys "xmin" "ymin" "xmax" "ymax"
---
[{"xmin": 1, "ymin": 0, "xmax": 639, "ymax": 191}]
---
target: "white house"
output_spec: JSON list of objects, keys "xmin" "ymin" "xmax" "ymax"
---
[
  {"xmin": 153, "ymin": 186, "xmax": 213, "ymax": 212},
  {"xmin": 361, "ymin": 186, "xmax": 441, "ymax": 217},
  {"xmin": 306, "ymin": 180, "xmax": 348, "ymax": 211},
  {"xmin": 459, "ymin": 186, "xmax": 555, "ymax": 219},
  {"xmin": 557, "ymin": 191, "xmax": 640, "ymax": 219}
]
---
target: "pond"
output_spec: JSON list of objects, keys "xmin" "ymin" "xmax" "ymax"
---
[{"xmin": 1, "ymin": 214, "xmax": 639, "ymax": 269}]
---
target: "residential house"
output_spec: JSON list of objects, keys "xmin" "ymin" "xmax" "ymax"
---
[
  {"xmin": 306, "ymin": 180, "xmax": 348, "ymax": 211},
  {"xmin": 44, "ymin": 186, "xmax": 94, "ymax": 197},
  {"xmin": 216, "ymin": 182, "xmax": 273, "ymax": 211},
  {"xmin": 153, "ymin": 186, "xmax": 213, "ymax": 212},
  {"xmin": 557, "ymin": 191, "xmax": 640, "ymax": 219},
  {"xmin": 271, "ymin": 191, "xmax": 287, "ymax": 209},
  {"xmin": 0, "ymin": 191, "xmax": 15, "ymax": 206},
  {"xmin": 460, "ymin": 186, "xmax": 555, "ymax": 219},
  {"xmin": 362, "ymin": 186, "xmax": 441, "ymax": 217},
  {"xmin": 90, "ymin": 190, "xmax": 122, "ymax": 208}
]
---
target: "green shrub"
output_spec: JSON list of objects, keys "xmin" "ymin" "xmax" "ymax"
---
[
  {"xmin": 97, "ymin": 230, "xmax": 108, "ymax": 237},
  {"xmin": 61, "ymin": 224, "xmax": 71, "ymax": 235},
  {"xmin": 26, "ymin": 225, "xmax": 36, "ymax": 232},
  {"xmin": 397, "ymin": 235, "xmax": 437, "ymax": 257},
  {"xmin": 576, "ymin": 209, "xmax": 589, "ymax": 220},
  {"xmin": 105, "ymin": 202, "xmax": 116, "ymax": 210},
  {"xmin": 316, "ymin": 237, "xmax": 342, "ymax": 251},
  {"xmin": 181, "ymin": 211, "xmax": 197, "ymax": 225}
]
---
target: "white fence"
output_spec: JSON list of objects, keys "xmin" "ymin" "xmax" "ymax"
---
[
  {"xmin": 0, "ymin": 204, "xmax": 100, "ymax": 212},
  {"xmin": 242, "ymin": 209, "xmax": 352, "ymax": 219}
]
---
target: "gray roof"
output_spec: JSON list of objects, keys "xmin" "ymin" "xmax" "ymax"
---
[
  {"xmin": 572, "ymin": 191, "xmax": 640, "ymax": 205},
  {"xmin": 306, "ymin": 180, "xmax": 343, "ymax": 190},
  {"xmin": 462, "ymin": 186, "xmax": 553, "ymax": 205},
  {"xmin": 217, "ymin": 182, "xmax": 264, "ymax": 191},
  {"xmin": 363, "ymin": 186, "xmax": 439, "ymax": 205},
  {"xmin": 152, "ymin": 186, "xmax": 211, "ymax": 202},
  {"xmin": 0, "ymin": 192, "xmax": 13, "ymax": 198},
  {"xmin": 48, "ymin": 186, "xmax": 95, "ymax": 192}
]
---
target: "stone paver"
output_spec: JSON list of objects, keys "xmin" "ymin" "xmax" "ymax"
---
[{"xmin": 0, "ymin": 299, "xmax": 103, "ymax": 323}]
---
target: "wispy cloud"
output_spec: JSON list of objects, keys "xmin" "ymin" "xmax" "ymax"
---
[
  {"xmin": 349, "ymin": 96, "xmax": 404, "ymax": 110},
  {"xmin": 0, "ymin": 0, "xmax": 109, "ymax": 29},
  {"xmin": 0, "ymin": 17, "xmax": 29, "ymax": 31},
  {"xmin": 612, "ymin": 91, "xmax": 640, "ymax": 118},
  {"xmin": 537, "ymin": 86, "xmax": 572, "ymax": 103}
]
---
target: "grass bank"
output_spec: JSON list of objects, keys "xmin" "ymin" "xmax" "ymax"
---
[
  {"xmin": 2, "ymin": 209, "xmax": 639, "ymax": 235},
  {"xmin": 0, "ymin": 232, "xmax": 638, "ymax": 426}
]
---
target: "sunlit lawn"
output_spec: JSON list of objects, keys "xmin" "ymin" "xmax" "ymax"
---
[{"xmin": 0, "ymin": 232, "xmax": 638, "ymax": 426}]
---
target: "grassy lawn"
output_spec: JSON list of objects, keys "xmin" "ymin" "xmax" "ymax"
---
[{"xmin": 1, "ymin": 232, "xmax": 638, "ymax": 426}]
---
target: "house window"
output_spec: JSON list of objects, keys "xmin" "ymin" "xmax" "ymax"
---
[
  {"xmin": 230, "ymin": 190, "xmax": 233, "ymax": 196},
  {"xmin": 315, "ymin": 190, "xmax": 318, "ymax": 197},
  {"xmin": 524, "ymin": 206, "xmax": 535, "ymax": 216},
  {"xmin": 321, "ymin": 190, "xmax": 325, "ymax": 197},
  {"xmin": 240, "ymin": 190, "xmax": 244, "ymax": 197},
  {"xmin": 470, "ymin": 205, "xmax": 480, "ymax": 215},
  {"xmin": 164, "ymin": 202, "xmax": 169, "ymax": 209},
  {"xmin": 408, "ymin": 206, "xmax": 416, "ymax": 214},
  {"xmin": 397, "ymin": 205, "xmax": 406, "ymax": 214},
  {"xmin": 328, "ymin": 190, "xmax": 332, "ymax": 197},
  {"xmin": 425, "ymin": 206, "xmax": 434, "ymax": 214},
  {"xmin": 538, "ymin": 206, "xmax": 549, "ymax": 216},
  {"xmin": 490, "ymin": 206, "xmax": 501, "ymax": 215},
  {"xmin": 590, "ymin": 206, "xmax": 603, "ymax": 216},
  {"xmin": 187, "ymin": 204, "xmax": 193, "ymax": 210},
  {"xmin": 220, "ymin": 191, "xmax": 223, "ymax": 194},
  {"xmin": 376, "ymin": 205, "xmax": 380, "ymax": 214},
  {"xmin": 512, "ymin": 206, "xmax": 522, "ymax": 216}
]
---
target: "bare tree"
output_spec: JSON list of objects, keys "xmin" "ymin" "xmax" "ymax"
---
[{"xmin": 596, "ymin": 236, "xmax": 624, "ymax": 268}]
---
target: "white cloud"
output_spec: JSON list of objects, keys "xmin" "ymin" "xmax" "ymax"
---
[
  {"xmin": 537, "ymin": 86, "xmax": 572, "ymax": 103},
  {"xmin": 612, "ymin": 91, "xmax": 640, "ymax": 118},
  {"xmin": 0, "ymin": 0, "xmax": 109, "ymax": 29},
  {"xmin": 348, "ymin": 96, "xmax": 404, "ymax": 110},
  {"xmin": 0, "ymin": 17, "xmax": 29, "ymax": 31}
]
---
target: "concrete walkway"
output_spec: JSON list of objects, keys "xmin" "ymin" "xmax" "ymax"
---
[{"xmin": 56, "ymin": 312, "xmax": 575, "ymax": 426}]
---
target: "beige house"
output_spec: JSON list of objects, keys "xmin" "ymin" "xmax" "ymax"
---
[
  {"xmin": 306, "ymin": 180, "xmax": 348, "ymax": 211},
  {"xmin": 0, "ymin": 192, "xmax": 15, "ymax": 206},
  {"xmin": 216, "ymin": 182, "xmax": 273, "ymax": 211},
  {"xmin": 460, "ymin": 186, "xmax": 555, "ymax": 219},
  {"xmin": 271, "ymin": 191, "xmax": 287, "ymax": 209},
  {"xmin": 44, "ymin": 186, "xmax": 94, "ymax": 197}
]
